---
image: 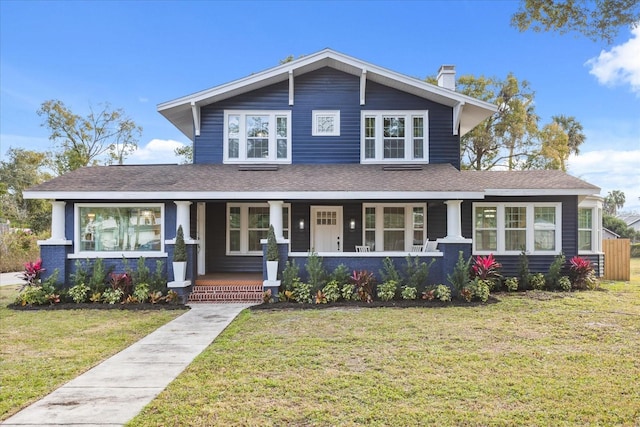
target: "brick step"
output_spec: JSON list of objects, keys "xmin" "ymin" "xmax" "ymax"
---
[{"xmin": 188, "ymin": 282, "xmax": 264, "ymax": 303}]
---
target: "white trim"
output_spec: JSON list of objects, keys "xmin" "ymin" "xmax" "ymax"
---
[
  {"xmin": 360, "ymin": 110, "xmax": 429, "ymax": 163},
  {"xmin": 190, "ymin": 102, "xmax": 201, "ymax": 137},
  {"xmin": 288, "ymin": 70, "xmax": 294, "ymax": 106},
  {"xmin": 38, "ymin": 239, "xmax": 72, "ymax": 246},
  {"xmin": 73, "ymin": 203, "xmax": 165, "ymax": 256},
  {"xmin": 360, "ymin": 69, "xmax": 367, "ymax": 105},
  {"xmin": 25, "ymin": 190, "xmax": 487, "ymax": 200},
  {"xmin": 452, "ymin": 102, "xmax": 464, "ymax": 136},
  {"xmin": 484, "ymin": 188, "xmax": 598, "ymax": 196},
  {"xmin": 223, "ymin": 110, "xmax": 292, "ymax": 164},
  {"xmin": 472, "ymin": 202, "xmax": 562, "ymax": 255},
  {"xmin": 197, "ymin": 202, "xmax": 206, "ymax": 275},
  {"xmin": 312, "ymin": 110, "xmax": 340, "ymax": 136},
  {"xmin": 289, "ymin": 251, "xmax": 444, "ymax": 258}
]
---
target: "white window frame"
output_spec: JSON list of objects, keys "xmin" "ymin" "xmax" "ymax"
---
[
  {"xmin": 227, "ymin": 203, "xmax": 290, "ymax": 255},
  {"xmin": 73, "ymin": 203, "xmax": 165, "ymax": 258},
  {"xmin": 360, "ymin": 110, "xmax": 429, "ymax": 164},
  {"xmin": 578, "ymin": 198, "xmax": 602, "ymax": 254},
  {"xmin": 473, "ymin": 202, "xmax": 562, "ymax": 255},
  {"xmin": 362, "ymin": 203, "xmax": 426, "ymax": 252},
  {"xmin": 223, "ymin": 110, "xmax": 292, "ymax": 164},
  {"xmin": 312, "ymin": 110, "xmax": 340, "ymax": 136}
]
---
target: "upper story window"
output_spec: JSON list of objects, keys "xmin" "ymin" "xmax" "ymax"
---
[
  {"xmin": 473, "ymin": 203, "xmax": 562, "ymax": 255},
  {"xmin": 76, "ymin": 204, "xmax": 163, "ymax": 255},
  {"xmin": 224, "ymin": 110, "xmax": 291, "ymax": 163},
  {"xmin": 361, "ymin": 111, "xmax": 428, "ymax": 163}
]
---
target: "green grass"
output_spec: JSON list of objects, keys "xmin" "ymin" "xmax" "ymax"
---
[
  {"xmin": 130, "ymin": 265, "xmax": 640, "ymax": 426},
  {"xmin": 0, "ymin": 286, "xmax": 186, "ymax": 421}
]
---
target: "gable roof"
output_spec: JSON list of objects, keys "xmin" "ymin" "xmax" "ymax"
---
[
  {"xmin": 158, "ymin": 48, "xmax": 498, "ymax": 140},
  {"xmin": 23, "ymin": 164, "xmax": 599, "ymax": 201}
]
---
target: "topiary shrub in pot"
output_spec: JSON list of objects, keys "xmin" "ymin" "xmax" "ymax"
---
[{"xmin": 173, "ymin": 225, "xmax": 187, "ymax": 281}]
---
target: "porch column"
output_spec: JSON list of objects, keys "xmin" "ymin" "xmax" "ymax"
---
[
  {"xmin": 175, "ymin": 201, "xmax": 192, "ymax": 239},
  {"xmin": 444, "ymin": 200, "xmax": 463, "ymax": 240},
  {"xmin": 50, "ymin": 201, "xmax": 66, "ymax": 242},
  {"xmin": 268, "ymin": 200, "xmax": 284, "ymax": 241}
]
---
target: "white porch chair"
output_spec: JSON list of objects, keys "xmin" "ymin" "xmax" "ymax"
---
[
  {"xmin": 410, "ymin": 244, "xmax": 424, "ymax": 252},
  {"xmin": 424, "ymin": 240, "xmax": 439, "ymax": 252},
  {"xmin": 355, "ymin": 245, "xmax": 370, "ymax": 252}
]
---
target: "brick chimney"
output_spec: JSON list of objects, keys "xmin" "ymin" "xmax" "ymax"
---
[{"xmin": 437, "ymin": 65, "xmax": 455, "ymax": 91}]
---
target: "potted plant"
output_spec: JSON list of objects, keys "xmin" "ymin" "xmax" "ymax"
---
[
  {"xmin": 266, "ymin": 225, "xmax": 279, "ymax": 281},
  {"xmin": 173, "ymin": 225, "xmax": 187, "ymax": 282}
]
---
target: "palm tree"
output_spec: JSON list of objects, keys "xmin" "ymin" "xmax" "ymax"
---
[{"xmin": 604, "ymin": 190, "xmax": 626, "ymax": 216}]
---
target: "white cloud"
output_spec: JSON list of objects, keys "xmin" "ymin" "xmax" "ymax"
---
[
  {"xmin": 568, "ymin": 149, "xmax": 640, "ymax": 212},
  {"xmin": 127, "ymin": 139, "xmax": 187, "ymax": 164},
  {"xmin": 585, "ymin": 25, "xmax": 640, "ymax": 95}
]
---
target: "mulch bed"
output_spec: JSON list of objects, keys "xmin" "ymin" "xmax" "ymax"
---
[
  {"xmin": 250, "ymin": 296, "xmax": 501, "ymax": 311},
  {"xmin": 7, "ymin": 302, "xmax": 188, "ymax": 311}
]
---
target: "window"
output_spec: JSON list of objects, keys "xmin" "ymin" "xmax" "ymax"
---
[
  {"xmin": 312, "ymin": 110, "xmax": 340, "ymax": 136},
  {"xmin": 361, "ymin": 111, "xmax": 428, "ymax": 163},
  {"xmin": 578, "ymin": 208, "xmax": 593, "ymax": 251},
  {"xmin": 224, "ymin": 110, "xmax": 291, "ymax": 163},
  {"xmin": 76, "ymin": 204, "xmax": 163, "ymax": 253},
  {"xmin": 363, "ymin": 204, "xmax": 426, "ymax": 252},
  {"xmin": 473, "ymin": 203, "xmax": 561, "ymax": 255},
  {"xmin": 227, "ymin": 203, "xmax": 289, "ymax": 255}
]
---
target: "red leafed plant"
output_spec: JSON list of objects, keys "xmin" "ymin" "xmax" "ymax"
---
[
  {"xmin": 350, "ymin": 270, "xmax": 376, "ymax": 303},
  {"xmin": 471, "ymin": 254, "xmax": 502, "ymax": 281},
  {"xmin": 19, "ymin": 259, "xmax": 45, "ymax": 287},
  {"xmin": 569, "ymin": 256, "xmax": 596, "ymax": 290},
  {"xmin": 109, "ymin": 272, "xmax": 133, "ymax": 297}
]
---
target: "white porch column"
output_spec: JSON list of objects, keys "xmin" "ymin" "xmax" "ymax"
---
[
  {"xmin": 174, "ymin": 201, "xmax": 192, "ymax": 239},
  {"xmin": 444, "ymin": 200, "xmax": 463, "ymax": 240},
  {"xmin": 50, "ymin": 201, "xmax": 66, "ymax": 242},
  {"xmin": 268, "ymin": 200, "xmax": 284, "ymax": 241}
]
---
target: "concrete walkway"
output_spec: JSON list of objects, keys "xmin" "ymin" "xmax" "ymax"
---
[
  {"xmin": 0, "ymin": 272, "xmax": 23, "ymax": 287},
  {"xmin": 2, "ymin": 303, "xmax": 254, "ymax": 426}
]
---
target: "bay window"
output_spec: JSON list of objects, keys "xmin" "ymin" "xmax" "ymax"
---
[
  {"xmin": 224, "ymin": 110, "xmax": 291, "ymax": 163},
  {"xmin": 361, "ymin": 111, "xmax": 428, "ymax": 163},
  {"xmin": 363, "ymin": 204, "xmax": 426, "ymax": 251},
  {"xmin": 76, "ymin": 204, "xmax": 163, "ymax": 253},
  {"xmin": 227, "ymin": 203, "xmax": 289, "ymax": 255},
  {"xmin": 473, "ymin": 203, "xmax": 561, "ymax": 254}
]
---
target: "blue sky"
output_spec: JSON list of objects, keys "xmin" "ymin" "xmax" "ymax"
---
[{"xmin": 1, "ymin": 0, "xmax": 639, "ymax": 211}]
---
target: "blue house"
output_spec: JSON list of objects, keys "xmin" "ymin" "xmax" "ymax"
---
[{"xmin": 25, "ymin": 49, "xmax": 603, "ymax": 301}]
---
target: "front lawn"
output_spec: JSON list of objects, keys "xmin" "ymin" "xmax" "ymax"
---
[
  {"xmin": 0, "ymin": 286, "xmax": 186, "ymax": 421},
  {"xmin": 131, "ymin": 278, "xmax": 640, "ymax": 426}
]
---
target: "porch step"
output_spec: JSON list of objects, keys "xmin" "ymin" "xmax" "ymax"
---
[{"xmin": 188, "ymin": 282, "xmax": 264, "ymax": 303}]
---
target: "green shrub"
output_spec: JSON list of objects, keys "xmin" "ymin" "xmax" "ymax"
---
[
  {"xmin": 404, "ymin": 255, "xmax": 435, "ymax": 291},
  {"xmin": 631, "ymin": 243, "xmax": 640, "ymax": 258},
  {"xmin": 0, "ymin": 230, "xmax": 40, "ymax": 273},
  {"xmin": 531, "ymin": 273, "xmax": 546, "ymax": 290},
  {"xmin": 505, "ymin": 277, "xmax": 519, "ymax": 292},
  {"xmin": 330, "ymin": 264, "xmax": 350, "ymax": 286},
  {"xmin": 133, "ymin": 283, "xmax": 150, "ymax": 302},
  {"xmin": 467, "ymin": 279, "xmax": 490, "ymax": 302},
  {"xmin": 379, "ymin": 257, "xmax": 402, "ymax": 285},
  {"xmin": 546, "ymin": 253, "xmax": 566, "ymax": 290},
  {"xmin": 447, "ymin": 251, "xmax": 472, "ymax": 293},
  {"xmin": 340, "ymin": 283, "xmax": 356, "ymax": 301},
  {"xmin": 291, "ymin": 278, "xmax": 312, "ymax": 304},
  {"xmin": 322, "ymin": 280, "xmax": 341, "ymax": 303},
  {"xmin": 150, "ymin": 260, "xmax": 167, "ymax": 293},
  {"xmin": 517, "ymin": 250, "xmax": 531, "ymax": 290},
  {"xmin": 89, "ymin": 258, "xmax": 109, "ymax": 294},
  {"xmin": 102, "ymin": 288, "xmax": 123, "ymax": 304},
  {"xmin": 68, "ymin": 283, "xmax": 90, "ymax": 303},
  {"xmin": 434, "ymin": 284, "xmax": 452, "ymax": 302},
  {"xmin": 305, "ymin": 251, "xmax": 326, "ymax": 292},
  {"xmin": 282, "ymin": 260, "xmax": 300, "ymax": 293},
  {"xmin": 558, "ymin": 276, "xmax": 572, "ymax": 292},
  {"xmin": 15, "ymin": 285, "xmax": 48, "ymax": 306},
  {"xmin": 377, "ymin": 280, "xmax": 398, "ymax": 301},
  {"xmin": 401, "ymin": 286, "xmax": 417, "ymax": 300}
]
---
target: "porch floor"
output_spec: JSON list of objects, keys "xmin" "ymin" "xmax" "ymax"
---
[{"xmin": 194, "ymin": 272, "xmax": 263, "ymax": 286}]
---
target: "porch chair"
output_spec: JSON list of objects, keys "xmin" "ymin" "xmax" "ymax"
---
[
  {"xmin": 424, "ymin": 240, "xmax": 439, "ymax": 252},
  {"xmin": 355, "ymin": 245, "xmax": 370, "ymax": 252},
  {"xmin": 410, "ymin": 244, "xmax": 424, "ymax": 252}
]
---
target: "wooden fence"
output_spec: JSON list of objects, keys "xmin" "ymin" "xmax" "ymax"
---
[{"xmin": 603, "ymin": 239, "xmax": 630, "ymax": 281}]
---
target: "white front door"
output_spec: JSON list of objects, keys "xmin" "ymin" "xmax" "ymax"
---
[{"xmin": 311, "ymin": 206, "xmax": 342, "ymax": 252}]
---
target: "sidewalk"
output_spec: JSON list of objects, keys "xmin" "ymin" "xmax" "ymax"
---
[
  {"xmin": 0, "ymin": 272, "xmax": 22, "ymax": 287},
  {"xmin": 2, "ymin": 303, "xmax": 254, "ymax": 426}
]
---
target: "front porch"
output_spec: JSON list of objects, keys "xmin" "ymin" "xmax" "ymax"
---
[{"xmin": 188, "ymin": 272, "xmax": 264, "ymax": 303}]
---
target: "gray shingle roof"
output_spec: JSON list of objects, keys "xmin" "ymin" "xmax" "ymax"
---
[{"xmin": 23, "ymin": 163, "xmax": 599, "ymax": 200}]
